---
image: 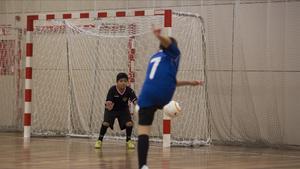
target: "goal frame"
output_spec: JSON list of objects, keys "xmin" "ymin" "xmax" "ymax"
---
[{"xmin": 24, "ymin": 9, "xmax": 173, "ymax": 147}]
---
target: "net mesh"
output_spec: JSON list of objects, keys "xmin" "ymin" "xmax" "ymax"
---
[
  {"xmin": 0, "ymin": 26, "xmax": 22, "ymax": 131},
  {"xmin": 31, "ymin": 13, "xmax": 210, "ymax": 146},
  {"xmin": 205, "ymin": 0, "xmax": 288, "ymax": 146}
]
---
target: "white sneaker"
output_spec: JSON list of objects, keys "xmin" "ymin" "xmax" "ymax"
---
[{"xmin": 141, "ymin": 165, "xmax": 149, "ymax": 169}]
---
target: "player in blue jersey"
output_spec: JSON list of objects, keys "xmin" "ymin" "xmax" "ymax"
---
[{"xmin": 137, "ymin": 27, "xmax": 204, "ymax": 169}]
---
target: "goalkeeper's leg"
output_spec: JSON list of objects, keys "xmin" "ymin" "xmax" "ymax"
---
[{"xmin": 95, "ymin": 110, "xmax": 115, "ymax": 149}]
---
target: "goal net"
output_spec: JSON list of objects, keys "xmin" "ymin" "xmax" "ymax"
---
[
  {"xmin": 30, "ymin": 10, "xmax": 210, "ymax": 146},
  {"xmin": 0, "ymin": 26, "xmax": 22, "ymax": 131}
]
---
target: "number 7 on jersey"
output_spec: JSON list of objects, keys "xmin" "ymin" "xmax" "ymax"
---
[{"xmin": 149, "ymin": 57, "xmax": 161, "ymax": 79}]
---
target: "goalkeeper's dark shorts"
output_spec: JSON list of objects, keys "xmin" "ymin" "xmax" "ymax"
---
[{"xmin": 103, "ymin": 109, "xmax": 132, "ymax": 130}]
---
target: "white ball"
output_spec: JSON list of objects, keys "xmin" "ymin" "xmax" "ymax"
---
[{"xmin": 163, "ymin": 101, "xmax": 182, "ymax": 118}]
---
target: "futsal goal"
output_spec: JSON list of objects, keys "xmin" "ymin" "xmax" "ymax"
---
[{"xmin": 24, "ymin": 9, "xmax": 210, "ymax": 147}]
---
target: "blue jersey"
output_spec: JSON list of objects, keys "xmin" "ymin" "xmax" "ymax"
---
[{"xmin": 138, "ymin": 42, "xmax": 181, "ymax": 108}]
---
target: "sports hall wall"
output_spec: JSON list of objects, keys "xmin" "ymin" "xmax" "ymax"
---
[{"xmin": 0, "ymin": 0, "xmax": 299, "ymax": 146}]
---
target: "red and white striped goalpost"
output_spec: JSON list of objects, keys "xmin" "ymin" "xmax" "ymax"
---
[
  {"xmin": 24, "ymin": 9, "xmax": 173, "ymax": 147},
  {"xmin": 162, "ymin": 9, "xmax": 172, "ymax": 148},
  {"xmin": 24, "ymin": 15, "xmax": 37, "ymax": 138}
]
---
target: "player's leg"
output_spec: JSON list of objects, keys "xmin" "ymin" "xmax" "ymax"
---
[
  {"xmin": 117, "ymin": 110, "xmax": 135, "ymax": 149},
  {"xmin": 138, "ymin": 107, "xmax": 157, "ymax": 169},
  {"xmin": 99, "ymin": 110, "xmax": 115, "ymax": 141},
  {"xmin": 138, "ymin": 125, "xmax": 151, "ymax": 169},
  {"xmin": 125, "ymin": 121, "xmax": 133, "ymax": 142},
  {"xmin": 95, "ymin": 110, "xmax": 116, "ymax": 149}
]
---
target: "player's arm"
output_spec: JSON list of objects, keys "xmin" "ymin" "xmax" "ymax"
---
[
  {"xmin": 153, "ymin": 28, "xmax": 172, "ymax": 48},
  {"xmin": 129, "ymin": 88, "xmax": 138, "ymax": 105},
  {"xmin": 176, "ymin": 80, "xmax": 205, "ymax": 87},
  {"xmin": 128, "ymin": 88, "xmax": 137, "ymax": 115},
  {"xmin": 105, "ymin": 87, "xmax": 115, "ymax": 111},
  {"xmin": 153, "ymin": 26, "xmax": 180, "ymax": 58}
]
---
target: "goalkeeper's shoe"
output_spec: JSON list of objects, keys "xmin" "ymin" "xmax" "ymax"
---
[
  {"xmin": 126, "ymin": 140, "xmax": 135, "ymax": 149},
  {"xmin": 95, "ymin": 140, "xmax": 102, "ymax": 149}
]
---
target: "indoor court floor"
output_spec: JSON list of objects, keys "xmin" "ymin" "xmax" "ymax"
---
[{"xmin": 1, "ymin": 132, "xmax": 300, "ymax": 169}]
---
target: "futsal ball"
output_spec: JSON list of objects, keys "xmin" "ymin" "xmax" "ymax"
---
[{"xmin": 163, "ymin": 101, "xmax": 182, "ymax": 118}]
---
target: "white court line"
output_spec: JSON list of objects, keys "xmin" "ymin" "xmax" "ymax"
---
[{"xmin": 1, "ymin": 134, "xmax": 300, "ymax": 158}]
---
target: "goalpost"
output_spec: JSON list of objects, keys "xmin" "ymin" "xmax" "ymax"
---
[{"xmin": 24, "ymin": 9, "xmax": 210, "ymax": 147}]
